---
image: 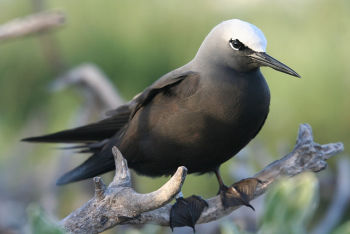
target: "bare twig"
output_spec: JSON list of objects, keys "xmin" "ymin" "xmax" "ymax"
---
[
  {"xmin": 0, "ymin": 10, "xmax": 65, "ymax": 42},
  {"xmin": 60, "ymin": 124, "xmax": 343, "ymax": 233}
]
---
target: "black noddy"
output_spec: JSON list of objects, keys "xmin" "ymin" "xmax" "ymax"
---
[{"xmin": 23, "ymin": 19, "xmax": 300, "ymax": 230}]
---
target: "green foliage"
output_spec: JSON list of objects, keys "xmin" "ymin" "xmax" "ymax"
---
[
  {"xmin": 332, "ymin": 221, "xmax": 350, "ymax": 234},
  {"xmin": 220, "ymin": 220, "xmax": 247, "ymax": 234},
  {"xmin": 27, "ymin": 204, "xmax": 66, "ymax": 234},
  {"xmin": 259, "ymin": 173, "xmax": 319, "ymax": 234}
]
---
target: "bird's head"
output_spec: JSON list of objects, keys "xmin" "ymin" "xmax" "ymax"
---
[{"xmin": 196, "ymin": 19, "xmax": 300, "ymax": 78}]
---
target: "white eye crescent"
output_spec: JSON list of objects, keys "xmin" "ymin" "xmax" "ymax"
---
[{"xmin": 229, "ymin": 39, "xmax": 244, "ymax": 51}]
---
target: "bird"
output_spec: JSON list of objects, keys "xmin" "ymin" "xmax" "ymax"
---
[{"xmin": 22, "ymin": 19, "xmax": 300, "ymax": 230}]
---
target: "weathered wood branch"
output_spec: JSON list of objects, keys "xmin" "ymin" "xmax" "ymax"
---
[
  {"xmin": 60, "ymin": 147, "xmax": 187, "ymax": 233},
  {"xmin": 60, "ymin": 124, "xmax": 343, "ymax": 233},
  {"xmin": 0, "ymin": 10, "xmax": 65, "ymax": 42}
]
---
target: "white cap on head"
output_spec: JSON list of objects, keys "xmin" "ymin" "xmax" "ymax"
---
[{"xmin": 218, "ymin": 19, "xmax": 267, "ymax": 52}]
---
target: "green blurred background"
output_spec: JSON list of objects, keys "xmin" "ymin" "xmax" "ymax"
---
[{"xmin": 0, "ymin": 0, "xmax": 349, "ymax": 233}]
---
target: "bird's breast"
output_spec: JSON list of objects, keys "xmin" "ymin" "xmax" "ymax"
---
[{"xmin": 197, "ymin": 69, "xmax": 270, "ymax": 127}]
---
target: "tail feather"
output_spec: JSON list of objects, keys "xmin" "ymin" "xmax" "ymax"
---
[
  {"xmin": 21, "ymin": 105, "xmax": 131, "ymax": 185},
  {"xmin": 56, "ymin": 149, "xmax": 115, "ymax": 185},
  {"xmin": 57, "ymin": 139, "xmax": 109, "ymax": 153},
  {"xmin": 22, "ymin": 114, "xmax": 128, "ymax": 143}
]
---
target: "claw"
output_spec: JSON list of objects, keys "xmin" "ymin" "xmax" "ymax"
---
[
  {"xmin": 169, "ymin": 195, "xmax": 208, "ymax": 231},
  {"xmin": 219, "ymin": 178, "xmax": 260, "ymax": 210}
]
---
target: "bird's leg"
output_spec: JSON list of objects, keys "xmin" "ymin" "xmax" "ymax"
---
[
  {"xmin": 215, "ymin": 168, "xmax": 260, "ymax": 210},
  {"xmin": 215, "ymin": 169, "xmax": 227, "ymax": 192},
  {"xmin": 169, "ymin": 191, "xmax": 208, "ymax": 231}
]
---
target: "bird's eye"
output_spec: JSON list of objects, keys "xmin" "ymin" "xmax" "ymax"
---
[{"xmin": 229, "ymin": 39, "xmax": 244, "ymax": 51}]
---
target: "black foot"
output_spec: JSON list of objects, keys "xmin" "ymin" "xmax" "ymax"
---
[
  {"xmin": 219, "ymin": 178, "xmax": 262, "ymax": 210},
  {"xmin": 169, "ymin": 195, "xmax": 208, "ymax": 232}
]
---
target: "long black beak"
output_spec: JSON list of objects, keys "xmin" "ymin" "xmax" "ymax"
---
[{"xmin": 249, "ymin": 52, "xmax": 300, "ymax": 78}]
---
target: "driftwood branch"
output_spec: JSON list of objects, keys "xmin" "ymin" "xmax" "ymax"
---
[
  {"xmin": 60, "ymin": 124, "xmax": 343, "ymax": 233},
  {"xmin": 60, "ymin": 147, "xmax": 187, "ymax": 233},
  {"xmin": 0, "ymin": 10, "xmax": 65, "ymax": 42}
]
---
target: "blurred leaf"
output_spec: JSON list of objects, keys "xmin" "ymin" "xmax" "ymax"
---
[
  {"xmin": 220, "ymin": 220, "xmax": 248, "ymax": 234},
  {"xmin": 27, "ymin": 204, "xmax": 65, "ymax": 234},
  {"xmin": 332, "ymin": 221, "xmax": 350, "ymax": 234},
  {"xmin": 259, "ymin": 172, "xmax": 319, "ymax": 234}
]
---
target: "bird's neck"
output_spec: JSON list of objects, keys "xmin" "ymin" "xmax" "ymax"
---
[
  {"xmin": 190, "ymin": 56, "xmax": 262, "ymax": 81},
  {"xmin": 192, "ymin": 49, "xmax": 223, "ymax": 71}
]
